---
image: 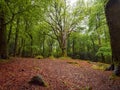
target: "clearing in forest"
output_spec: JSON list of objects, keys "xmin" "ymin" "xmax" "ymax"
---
[{"xmin": 0, "ymin": 58, "xmax": 120, "ymax": 90}]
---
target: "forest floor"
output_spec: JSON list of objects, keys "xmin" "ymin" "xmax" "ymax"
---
[{"xmin": 0, "ymin": 58, "xmax": 120, "ymax": 90}]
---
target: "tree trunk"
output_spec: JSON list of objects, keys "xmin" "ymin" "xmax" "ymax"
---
[
  {"xmin": 29, "ymin": 35, "xmax": 33, "ymax": 57},
  {"xmin": 72, "ymin": 39, "xmax": 75, "ymax": 57},
  {"xmin": 61, "ymin": 36, "xmax": 67, "ymax": 57},
  {"xmin": 7, "ymin": 22, "xmax": 13, "ymax": 44},
  {"xmin": 27, "ymin": 33, "xmax": 33, "ymax": 57},
  {"xmin": 0, "ymin": 9, "xmax": 8, "ymax": 59},
  {"xmin": 90, "ymin": 36, "xmax": 97, "ymax": 61},
  {"xmin": 14, "ymin": 17, "xmax": 20, "ymax": 56},
  {"xmin": 48, "ymin": 39, "xmax": 53, "ymax": 56},
  {"xmin": 105, "ymin": 0, "xmax": 120, "ymax": 76},
  {"xmin": 61, "ymin": 48, "xmax": 67, "ymax": 57},
  {"xmin": 17, "ymin": 38, "xmax": 24, "ymax": 57},
  {"xmin": 42, "ymin": 34, "xmax": 45, "ymax": 57}
]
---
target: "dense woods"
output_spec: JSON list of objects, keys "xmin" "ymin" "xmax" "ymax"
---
[
  {"xmin": 0, "ymin": 0, "xmax": 120, "ymax": 76},
  {"xmin": 0, "ymin": 0, "xmax": 110, "ymax": 60}
]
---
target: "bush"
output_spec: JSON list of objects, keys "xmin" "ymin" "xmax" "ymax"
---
[
  {"xmin": 92, "ymin": 62, "xmax": 109, "ymax": 71},
  {"xmin": 0, "ymin": 59, "xmax": 10, "ymax": 63},
  {"xmin": 35, "ymin": 55, "xmax": 44, "ymax": 59},
  {"xmin": 49, "ymin": 56, "xmax": 56, "ymax": 60},
  {"xmin": 59, "ymin": 56, "xmax": 72, "ymax": 60}
]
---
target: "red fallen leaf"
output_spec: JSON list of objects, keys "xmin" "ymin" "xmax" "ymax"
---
[{"xmin": 0, "ymin": 57, "xmax": 120, "ymax": 90}]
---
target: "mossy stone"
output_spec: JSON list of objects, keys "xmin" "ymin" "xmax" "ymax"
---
[{"xmin": 29, "ymin": 75, "xmax": 47, "ymax": 87}]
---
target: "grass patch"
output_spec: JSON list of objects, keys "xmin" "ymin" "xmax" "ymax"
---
[
  {"xmin": 35, "ymin": 55, "xmax": 44, "ymax": 59},
  {"xmin": 67, "ymin": 61, "xmax": 78, "ymax": 65},
  {"xmin": 87, "ymin": 60, "xmax": 93, "ymax": 64},
  {"xmin": 91, "ymin": 62, "xmax": 109, "ymax": 71},
  {"xmin": 0, "ymin": 59, "xmax": 10, "ymax": 64},
  {"xmin": 59, "ymin": 56, "xmax": 72, "ymax": 60},
  {"xmin": 48, "ymin": 56, "xmax": 56, "ymax": 60},
  {"xmin": 67, "ymin": 61, "xmax": 80, "ymax": 66},
  {"xmin": 109, "ymin": 74, "xmax": 120, "ymax": 80}
]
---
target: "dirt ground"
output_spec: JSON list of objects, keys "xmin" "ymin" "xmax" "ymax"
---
[{"xmin": 0, "ymin": 58, "xmax": 120, "ymax": 90}]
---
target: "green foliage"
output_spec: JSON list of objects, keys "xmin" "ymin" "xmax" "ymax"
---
[
  {"xmin": 48, "ymin": 56, "xmax": 56, "ymax": 60},
  {"xmin": 67, "ymin": 61, "xmax": 80, "ymax": 66},
  {"xmin": 0, "ymin": 59, "xmax": 10, "ymax": 63},
  {"xmin": 59, "ymin": 57, "xmax": 72, "ymax": 60},
  {"xmin": 0, "ymin": 0, "xmax": 111, "ymax": 63},
  {"xmin": 92, "ymin": 62, "xmax": 109, "ymax": 70},
  {"xmin": 35, "ymin": 55, "xmax": 44, "ymax": 59},
  {"xmin": 96, "ymin": 45, "xmax": 112, "ymax": 56},
  {"xmin": 109, "ymin": 74, "xmax": 120, "ymax": 80}
]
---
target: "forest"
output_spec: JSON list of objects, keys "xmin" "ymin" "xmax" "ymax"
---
[
  {"xmin": 0, "ymin": 0, "xmax": 111, "ymax": 62},
  {"xmin": 0, "ymin": 0, "xmax": 120, "ymax": 90}
]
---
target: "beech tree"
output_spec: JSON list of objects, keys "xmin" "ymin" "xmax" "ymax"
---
[
  {"xmin": 0, "ymin": 0, "xmax": 114, "ymax": 65},
  {"xmin": 45, "ymin": 0, "xmax": 85, "ymax": 56},
  {"xmin": 105, "ymin": 0, "xmax": 120, "ymax": 76},
  {"xmin": 0, "ymin": 0, "xmax": 9, "ymax": 59},
  {"xmin": 0, "ymin": 0, "xmax": 51, "ymax": 58}
]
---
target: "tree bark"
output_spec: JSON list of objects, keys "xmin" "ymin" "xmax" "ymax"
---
[
  {"xmin": 0, "ymin": 8, "xmax": 8, "ymax": 59},
  {"xmin": 14, "ymin": 17, "xmax": 20, "ymax": 56},
  {"xmin": 42, "ymin": 34, "xmax": 45, "ymax": 57},
  {"xmin": 48, "ymin": 39, "xmax": 53, "ymax": 56},
  {"xmin": 7, "ymin": 22, "xmax": 13, "ymax": 44},
  {"xmin": 72, "ymin": 39, "xmax": 75, "ymax": 57},
  {"xmin": 61, "ymin": 33, "xmax": 67, "ymax": 57},
  {"xmin": 105, "ymin": 0, "xmax": 120, "ymax": 76}
]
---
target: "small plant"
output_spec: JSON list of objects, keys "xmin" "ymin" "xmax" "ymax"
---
[
  {"xmin": 0, "ymin": 59, "xmax": 10, "ymax": 63},
  {"xmin": 92, "ymin": 62, "xmax": 109, "ymax": 71},
  {"xmin": 67, "ymin": 61, "xmax": 80, "ymax": 67},
  {"xmin": 109, "ymin": 74, "xmax": 119, "ymax": 80},
  {"xmin": 35, "ymin": 55, "xmax": 43, "ymax": 59},
  {"xmin": 67, "ymin": 61, "xmax": 78, "ymax": 64},
  {"xmin": 49, "ymin": 56, "xmax": 56, "ymax": 60},
  {"xmin": 59, "ymin": 56, "xmax": 72, "ymax": 60},
  {"xmin": 87, "ymin": 60, "xmax": 93, "ymax": 64}
]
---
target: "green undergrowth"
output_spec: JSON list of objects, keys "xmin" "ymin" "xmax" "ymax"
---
[
  {"xmin": 48, "ymin": 56, "xmax": 56, "ymax": 60},
  {"xmin": 59, "ymin": 56, "xmax": 72, "ymax": 60},
  {"xmin": 0, "ymin": 59, "xmax": 10, "ymax": 63},
  {"xmin": 35, "ymin": 55, "xmax": 44, "ymax": 59},
  {"xmin": 67, "ymin": 61, "xmax": 80, "ymax": 66},
  {"xmin": 87, "ymin": 60, "xmax": 94, "ymax": 64},
  {"xmin": 109, "ymin": 74, "xmax": 120, "ymax": 80},
  {"xmin": 91, "ymin": 62, "xmax": 110, "ymax": 71},
  {"xmin": 67, "ymin": 61, "xmax": 78, "ymax": 64}
]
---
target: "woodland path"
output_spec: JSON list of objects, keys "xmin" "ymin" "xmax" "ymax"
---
[{"xmin": 0, "ymin": 58, "xmax": 120, "ymax": 90}]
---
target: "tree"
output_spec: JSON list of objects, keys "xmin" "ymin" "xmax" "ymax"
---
[
  {"xmin": 0, "ymin": 0, "xmax": 8, "ymax": 59},
  {"xmin": 0, "ymin": 0, "xmax": 52, "ymax": 58},
  {"xmin": 85, "ymin": 0, "xmax": 111, "ymax": 62},
  {"xmin": 105, "ymin": 0, "xmax": 120, "ymax": 76},
  {"xmin": 45, "ymin": 0, "xmax": 85, "ymax": 57}
]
